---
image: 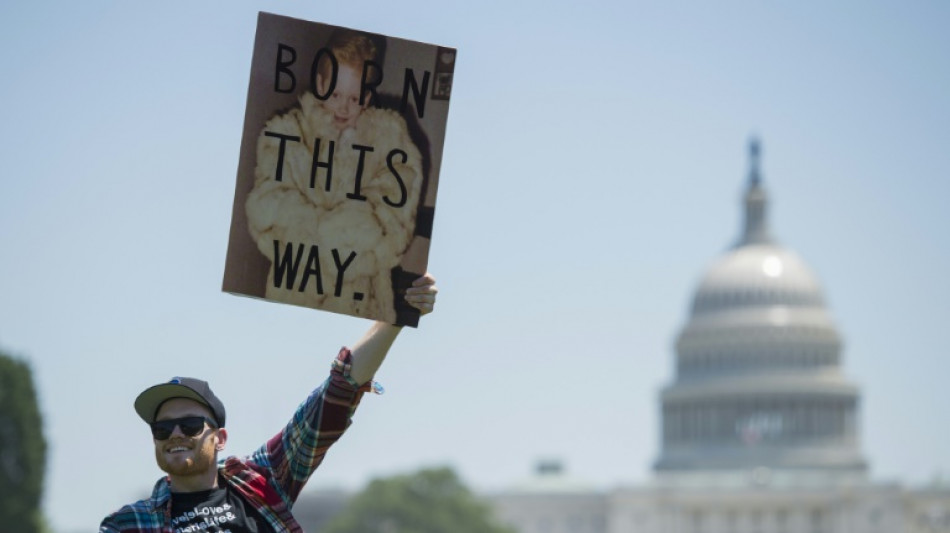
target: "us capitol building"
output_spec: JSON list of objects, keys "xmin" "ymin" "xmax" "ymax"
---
[
  {"xmin": 296, "ymin": 141, "xmax": 949, "ymax": 533},
  {"xmin": 487, "ymin": 141, "xmax": 950, "ymax": 533}
]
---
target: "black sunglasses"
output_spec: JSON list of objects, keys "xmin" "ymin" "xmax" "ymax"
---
[{"xmin": 150, "ymin": 416, "xmax": 218, "ymax": 440}]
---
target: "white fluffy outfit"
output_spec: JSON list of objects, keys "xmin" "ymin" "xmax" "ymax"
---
[{"xmin": 246, "ymin": 92, "xmax": 423, "ymax": 323}]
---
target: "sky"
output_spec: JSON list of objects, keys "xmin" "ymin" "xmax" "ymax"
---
[{"xmin": 1, "ymin": 1, "xmax": 948, "ymax": 531}]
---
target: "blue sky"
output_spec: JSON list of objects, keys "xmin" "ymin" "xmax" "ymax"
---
[{"xmin": 1, "ymin": 1, "xmax": 948, "ymax": 531}]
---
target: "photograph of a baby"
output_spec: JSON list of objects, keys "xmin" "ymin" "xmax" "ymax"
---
[{"xmin": 224, "ymin": 14, "xmax": 454, "ymax": 327}]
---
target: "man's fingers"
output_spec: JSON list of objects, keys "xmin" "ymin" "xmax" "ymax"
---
[
  {"xmin": 406, "ymin": 272, "xmax": 437, "ymax": 314},
  {"xmin": 405, "ymin": 284, "xmax": 438, "ymax": 296},
  {"xmin": 405, "ymin": 289, "xmax": 437, "ymax": 315},
  {"xmin": 411, "ymin": 272, "xmax": 436, "ymax": 287}
]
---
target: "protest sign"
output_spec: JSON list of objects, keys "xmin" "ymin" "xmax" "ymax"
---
[{"xmin": 223, "ymin": 12, "xmax": 455, "ymax": 327}]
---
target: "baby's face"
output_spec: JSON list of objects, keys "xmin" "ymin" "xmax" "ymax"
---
[{"xmin": 318, "ymin": 64, "xmax": 367, "ymax": 131}]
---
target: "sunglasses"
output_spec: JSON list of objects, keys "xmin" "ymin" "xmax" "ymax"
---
[{"xmin": 150, "ymin": 416, "xmax": 218, "ymax": 440}]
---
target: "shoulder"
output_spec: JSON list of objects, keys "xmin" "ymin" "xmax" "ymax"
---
[
  {"xmin": 99, "ymin": 477, "xmax": 170, "ymax": 531},
  {"xmin": 99, "ymin": 499, "xmax": 160, "ymax": 531},
  {"xmin": 222, "ymin": 453, "xmax": 272, "ymax": 482}
]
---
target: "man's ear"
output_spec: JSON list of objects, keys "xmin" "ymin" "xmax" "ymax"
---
[{"xmin": 215, "ymin": 428, "xmax": 228, "ymax": 451}]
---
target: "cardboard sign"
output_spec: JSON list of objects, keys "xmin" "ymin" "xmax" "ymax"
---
[{"xmin": 223, "ymin": 12, "xmax": 455, "ymax": 327}]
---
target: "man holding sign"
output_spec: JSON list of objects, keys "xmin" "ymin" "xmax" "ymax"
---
[
  {"xmin": 109, "ymin": 12, "xmax": 454, "ymax": 529},
  {"xmin": 99, "ymin": 273, "xmax": 438, "ymax": 532}
]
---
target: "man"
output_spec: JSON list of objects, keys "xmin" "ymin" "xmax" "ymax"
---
[{"xmin": 99, "ymin": 273, "xmax": 438, "ymax": 532}]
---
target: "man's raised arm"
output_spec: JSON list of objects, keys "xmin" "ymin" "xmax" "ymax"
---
[{"xmin": 348, "ymin": 272, "xmax": 438, "ymax": 384}]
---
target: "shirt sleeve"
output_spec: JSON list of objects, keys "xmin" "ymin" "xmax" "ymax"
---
[{"xmin": 256, "ymin": 347, "xmax": 371, "ymax": 503}]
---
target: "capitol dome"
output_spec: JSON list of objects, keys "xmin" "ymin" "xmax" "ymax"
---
[
  {"xmin": 655, "ymin": 141, "xmax": 867, "ymax": 483},
  {"xmin": 691, "ymin": 245, "xmax": 825, "ymax": 315}
]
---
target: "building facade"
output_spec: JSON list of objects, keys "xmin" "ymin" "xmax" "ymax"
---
[
  {"xmin": 487, "ymin": 141, "xmax": 949, "ymax": 533},
  {"xmin": 296, "ymin": 141, "xmax": 949, "ymax": 532}
]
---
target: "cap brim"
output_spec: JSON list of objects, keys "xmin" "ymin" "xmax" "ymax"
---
[{"xmin": 134, "ymin": 384, "xmax": 212, "ymax": 424}]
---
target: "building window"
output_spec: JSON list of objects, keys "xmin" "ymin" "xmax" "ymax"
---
[
  {"xmin": 810, "ymin": 508, "xmax": 825, "ymax": 533},
  {"xmin": 725, "ymin": 509, "xmax": 738, "ymax": 530},
  {"xmin": 751, "ymin": 510, "xmax": 763, "ymax": 533},
  {"xmin": 538, "ymin": 517, "xmax": 553, "ymax": 533},
  {"xmin": 691, "ymin": 510, "xmax": 704, "ymax": 533},
  {"xmin": 567, "ymin": 514, "xmax": 583, "ymax": 533},
  {"xmin": 777, "ymin": 508, "xmax": 788, "ymax": 533}
]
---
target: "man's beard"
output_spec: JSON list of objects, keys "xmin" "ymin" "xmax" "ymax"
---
[{"xmin": 155, "ymin": 438, "xmax": 217, "ymax": 477}]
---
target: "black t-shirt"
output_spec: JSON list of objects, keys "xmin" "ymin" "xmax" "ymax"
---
[{"xmin": 170, "ymin": 480, "xmax": 275, "ymax": 533}]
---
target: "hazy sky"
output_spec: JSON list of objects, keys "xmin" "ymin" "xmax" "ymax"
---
[{"xmin": 1, "ymin": 1, "xmax": 948, "ymax": 531}]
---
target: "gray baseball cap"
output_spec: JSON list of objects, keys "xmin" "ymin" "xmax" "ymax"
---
[{"xmin": 134, "ymin": 376, "xmax": 226, "ymax": 427}]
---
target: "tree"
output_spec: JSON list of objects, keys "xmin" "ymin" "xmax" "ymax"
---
[
  {"xmin": 321, "ymin": 467, "xmax": 516, "ymax": 533},
  {"xmin": 0, "ymin": 350, "xmax": 48, "ymax": 533}
]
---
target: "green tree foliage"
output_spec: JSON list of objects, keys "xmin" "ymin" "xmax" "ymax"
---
[
  {"xmin": 322, "ymin": 466, "xmax": 516, "ymax": 533},
  {"xmin": 0, "ymin": 350, "xmax": 48, "ymax": 533}
]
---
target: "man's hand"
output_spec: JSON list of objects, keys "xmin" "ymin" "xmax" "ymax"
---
[{"xmin": 404, "ymin": 272, "xmax": 438, "ymax": 315}]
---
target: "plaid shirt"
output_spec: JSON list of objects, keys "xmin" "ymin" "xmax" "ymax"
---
[{"xmin": 100, "ymin": 348, "xmax": 370, "ymax": 532}]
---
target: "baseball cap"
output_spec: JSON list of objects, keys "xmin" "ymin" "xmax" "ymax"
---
[{"xmin": 134, "ymin": 376, "xmax": 226, "ymax": 427}]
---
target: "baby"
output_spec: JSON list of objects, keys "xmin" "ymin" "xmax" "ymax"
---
[{"xmin": 246, "ymin": 29, "xmax": 424, "ymax": 324}]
